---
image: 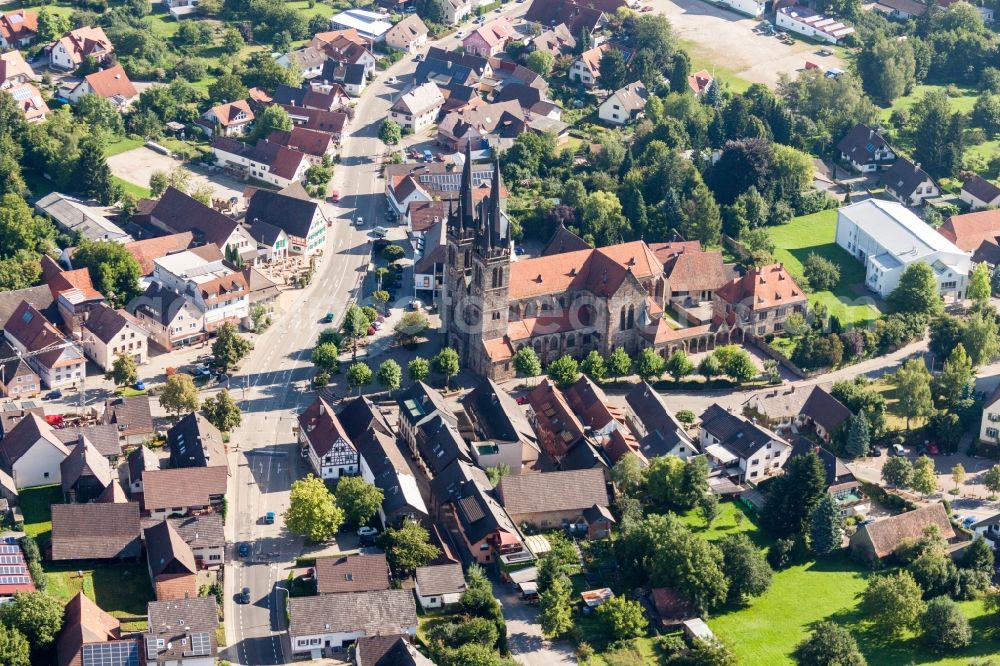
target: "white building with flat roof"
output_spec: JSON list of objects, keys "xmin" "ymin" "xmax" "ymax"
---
[
  {"xmin": 776, "ymin": 6, "xmax": 854, "ymax": 44},
  {"xmin": 835, "ymin": 199, "xmax": 971, "ymax": 300},
  {"xmin": 329, "ymin": 9, "xmax": 392, "ymax": 42}
]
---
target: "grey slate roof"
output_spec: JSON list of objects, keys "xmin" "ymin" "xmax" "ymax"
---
[
  {"xmin": 462, "ymin": 378, "xmax": 536, "ymax": 445},
  {"xmin": 145, "ymin": 597, "xmax": 218, "ymax": 663},
  {"xmin": 789, "ymin": 438, "xmax": 856, "ymax": 489},
  {"xmin": 167, "ymin": 412, "xmax": 226, "ymax": 469},
  {"xmin": 799, "ymin": 386, "xmax": 852, "ymax": 433},
  {"xmin": 963, "ymin": 174, "xmax": 1000, "ymax": 203},
  {"xmin": 288, "ymin": 589, "xmax": 416, "ymax": 638},
  {"xmin": 559, "ymin": 439, "xmax": 610, "ymax": 474},
  {"xmin": 55, "ymin": 424, "xmax": 122, "ymax": 459},
  {"xmin": 127, "ymin": 445, "xmax": 158, "ymax": 485},
  {"xmin": 836, "ymin": 123, "xmax": 893, "ymax": 166},
  {"xmin": 699, "ymin": 403, "xmax": 786, "ymax": 459},
  {"xmin": 245, "ymin": 189, "xmax": 322, "ymax": 240},
  {"xmin": 883, "ymin": 156, "xmax": 935, "ymax": 198},
  {"xmin": 625, "ymin": 382, "xmax": 696, "ymax": 458},
  {"xmin": 415, "ymin": 563, "xmax": 466, "ymax": 597},
  {"xmin": 149, "ymin": 187, "xmax": 238, "ymax": 248},
  {"xmin": 416, "ymin": 413, "xmax": 472, "ymax": 475},
  {"xmin": 166, "ymin": 514, "xmax": 225, "ymax": 550}
]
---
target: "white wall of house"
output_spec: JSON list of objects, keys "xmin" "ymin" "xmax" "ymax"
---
[
  {"xmin": 414, "ymin": 588, "xmax": 462, "ymax": 610},
  {"xmin": 741, "ymin": 440, "xmax": 790, "ymax": 482},
  {"xmin": 717, "ymin": 0, "xmax": 765, "ymax": 17},
  {"xmin": 49, "ymin": 43, "xmax": 78, "ymax": 70},
  {"xmin": 569, "ymin": 60, "xmax": 597, "ymax": 87},
  {"xmin": 299, "ymin": 431, "xmax": 358, "ymax": 480},
  {"xmin": 981, "ymin": 401, "xmax": 1000, "ymax": 442},
  {"xmin": 12, "ymin": 439, "xmax": 66, "ymax": 488},
  {"xmin": 82, "ymin": 323, "xmax": 148, "ymax": 372},
  {"xmin": 960, "ymin": 188, "xmax": 1000, "ymax": 211},
  {"xmin": 886, "ymin": 178, "xmax": 939, "ymax": 207},
  {"xmin": 212, "ymin": 145, "xmax": 306, "ymax": 189},
  {"xmin": 390, "ymin": 102, "xmax": 441, "ymax": 132},
  {"xmin": 292, "ymin": 626, "xmax": 416, "ymax": 655},
  {"xmin": 598, "ymin": 94, "xmax": 634, "ymax": 126},
  {"xmin": 192, "ymin": 544, "xmax": 225, "ymax": 567}
]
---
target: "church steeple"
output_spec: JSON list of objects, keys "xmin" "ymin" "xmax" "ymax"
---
[
  {"xmin": 489, "ymin": 154, "xmax": 504, "ymax": 248},
  {"xmin": 459, "ymin": 142, "xmax": 475, "ymax": 232}
]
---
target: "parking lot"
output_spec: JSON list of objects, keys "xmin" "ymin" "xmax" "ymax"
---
[
  {"xmin": 648, "ymin": 0, "xmax": 846, "ymax": 88},
  {"xmin": 107, "ymin": 146, "xmax": 245, "ymax": 200}
]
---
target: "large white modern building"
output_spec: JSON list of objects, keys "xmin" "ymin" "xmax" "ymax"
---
[
  {"xmin": 717, "ymin": 0, "xmax": 766, "ymax": 17},
  {"xmin": 835, "ymin": 199, "xmax": 971, "ymax": 300},
  {"xmin": 329, "ymin": 9, "xmax": 392, "ymax": 42},
  {"xmin": 776, "ymin": 6, "xmax": 854, "ymax": 44}
]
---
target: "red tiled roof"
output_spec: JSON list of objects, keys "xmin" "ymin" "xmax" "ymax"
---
[
  {"xmin": 41, "ymin": 255, "xmax": 103, "ymax": 302},
  {"xmin": 122, "ymin": 232, "xmax": 194, "ymax": 275},
  {"xmin": 715, "ymin": 263, "xmax": 806, "ymax": 311},
  {"xmin": 209, "ymin": 100, "xmax": 253, "ymax": 126},
  {"xmin": 688, "ymin": 69, "xmax": 713, "ymax": 95},
  {"xmin": 939, "ymin": 209, "xmax": 1000, "ymax": 252},
  {"xmin": 82, "ymin": 65, "xmax": 136, "ymax": 100},
  {"xmin": 0, "ymin": 10, "xmax": 38, "ymax": 44},
  {"xmin": 663, "ymin": 250, "xmax": 728, "ymax": 293},
  {"xmin": 507, "ymin": 240, "xmax": 660, "ymax": 300}
]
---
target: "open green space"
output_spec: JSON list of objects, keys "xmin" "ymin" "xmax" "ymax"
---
[
  {"xmin": 113, "ymin": 176, "xmax": 152, "ymax": 199},
  {"xmin": 44, "ymin": 562, "xmax": 154, "ymax": 618},
  {"xmin": 768, "ymin": 209, "xmax": 881, "ymax": 328},
  {"xmin": 106, "ymin": 136, "xmax": 145, "ymax": 157},
  {"xmin": 18, "ymin": 484, "xmax": 62, "ymax": 542},
  {"xmin": 881, "ymin": 84, "xmax": 980, "ymax": 122},
  {"xmin": 679, "ymin": 39, "xmax": 752, "ymax": 94},
  {"xmin": 678, "ymin": 500, "xmax": 763, "ymax": 545}
]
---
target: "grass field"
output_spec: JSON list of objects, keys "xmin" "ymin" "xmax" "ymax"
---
[
  {"xmin": 18, "ymin": 484, "xmax": 62, "ymax": 542},
  {"xmin": 44, "ymin": 562, "xmax": 154, "ymax": 617},
  {"xmin": 881, "ymin": 84, "xmax": 980, "ymax": 122},
  {"xmin": 113, "ymin": 176, "xmax": 152, "ymax": 199},
  {"xmin": 680, "ymin": 40, "xmax": 753, "ymax": 94},
  {"xmin": 769, "ymin": 210, "xmax": 881, "ymax": 328}
]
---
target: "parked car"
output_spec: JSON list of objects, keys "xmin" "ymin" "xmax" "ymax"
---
[
  {"xmin": 373, "ymin": 226, "xmax": 389, "ymax": 238},
  {"xmin": 322, "ymin": 312, "xmax": 335, "ymax": 323},
  {"xmin": 195, "ymin": 366, "xmax": 213, "ymax": 378},
  {"xmin": 516, "ymin": 395, "xmax": 528, "ymax": 405},
  {"xmin": 962, "ymin": 515, "xmax": 977, "ymax": 528},
  {"xmin": 264, "ymin": 511, "xmax": 275, "ymax": 525},
  {"xmin": 869, "ymin": 445, "xmax": 882, "ymax": 457},
  {"xmin": 358, "ymin": 526, "xmax": 378, "ymax": 544},
  {"xmin": 329, "ymin": 191, "xmax": 340, "ymax": 203},
  {"xmin": 356, "ymin": 216, "xmax": 365, "ymax": 227},
  {"xmin": 891, "ymin": 443, "xmax": 908, "ymax": 456},
  {"xmin": 410, "ymin": 298, "xmax": 423, "ymax": 310},
  {"xmin": 133, "ymin": 380, "xmax": 146, "ymax": 391},
  {"xmin": 240, "ymin": 587, "xmax": 251, "ymax": 604},
  {"xmin": 238, "ymin": 542, "xmax": 250, "ymax": 557},
  {"xmin": 44, "ymin": 389, "xmax": 62, "ymax": 400}
]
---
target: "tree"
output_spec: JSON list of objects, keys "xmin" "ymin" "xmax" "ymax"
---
[
  {"xmin": 249, "ymin": 305, "xmax": 271, "ymax": 332},
  {"xmin": 607, "ymin": 346, "xmax": 632, "ymax": 380},
  {"xmin": 669, "ymin": 51, "xmax": 691, "ymax": 93},
  {"xmin": 679, "ymin": 182, "xmax": 722, "ymax": 247},
  {"xmin": 921, "ymin": 596, "xmax": 972, "ymax": 651},
  {"xmin": 220, "ymin": 28, "xmax": 245, "ymax": 55},
  {"xmin": 933, "ymin": 344, "xmax": 974, "ymax": 408},
  {"xmin": 539, "ymin": 574, "xmax": 573, "ymax": 638},
  {"xmin": 723, "ymin": 350, "xmax": 757, "ymax": 384},
  {"xmin": 311, "ymin": 342, "xmax": 340, "ymax": 373},
  {"xmin": 378, "ymin": 119, "xmax": 402, "ymax": 146},
  {"xmin": 983, "ymin": 464, "xmax": 1000, "ymax": 496},
  {"xmin": 243, "ymin": 51, "xmax": 301, "ymax": 92},
  {"xmin": 741, "ymin": 227, "xmax": 776, "ymax": 267},
  {"xmin": 379, "ymin": 519, "xmax": 440, "ymax": 576},
  {"xmin": 212, "ymin": 323, "xmax": 252, "ymax": 372},
  {"xmin": 699, "ymin": 354, "xmax": 721, "ymax": 379},
  {"xmin": 377, "ymin": 359, "xmax": 402, "ymax": 395},
  {"xmin": 599, "ymin": 48, "xmax": 629, "ymax": 90},
  {"xmin": 803, "ymin": 253, "xmax": 841, "ymax": 291},
  {"xmin": 911, "ymin": 455, "xmax": 938, "ymax": 496},
  {"xmin": 0, "ymin": 592, "xmax": 63, "ymax": 648},
  {"xmin": 159, "ymin": 373, "xmax": 199, "ymax": 416},
  {"xmin": 208, "ymin": 73, "xmax": 248, "ymax": 107},
  {"xmin": 912, "ymin": 91, "xmax": 964, "ymax": 179},
  {"xmin": 581, "ymin": 191, "xmax": 627, "ymax": 246},
  {"xmin": 612, "ymin": 453, "xmax": 645, "ymax": 497},
  {"xmin": 343, "ymin": 305, "xmax": 369, "ymax": 361},
  {"xmin": 392, "ymin": 311, "xmax": 430, "ymax": 345},
  {"xmin": 961, "ymin": 308, "xmax": 999, "ymax": 366},
  {"xmin": 513, "ymin": 347, "xmax": 542, "ymax": 381},
  {"xmin": 665, "ymin": 349, "xmax": 694, "ymax": 381},
  {"xmin": 699, "ymin": 493, "xmax": 719, "ymax": 527},
  {"xmin": 861, "ymin": 571, "xmax": 926, "ymax": 637},
  {"xmin": 882, "ymin": 455, "xmax": 914, "ymax": 488},
  {"xmin": 809, "ymin": 494, "xmax": 843, "ymax": 556},
  {"xmin": 635, "ymin": 347, "xmax": 665, "ymax": 382},
  {"xmin": 720, "ymin": 533, "xmax": 772, "ymax": 601},
  {"xmin": 433, "ymin": 348, "xmax": 460, "ymax": 389},
  {"xmin": 284, "ymin": 474, "xmax": 344, "ymax": 542},
  {"xmin": 347, "ymin": 362, "xmax": 373, "ymax": 396},
  {"xmin": 525, "ymin": 49, "xmax": 555, "ymax": 77},
  {"xmin": 109, "ymin": 353, "xmax": 138, "ymax": 387},
  {"xmin": 889, "ymin": 262, "xmax": 943, "ymax": 316},
  {"xmin": 0, "ymin": 624, "xmax": 29, "ymax": 666},
  {"xmin": 547, "ymin": 355, "xmax": 579, "ymax": 388},
  {"xmin": 72, "ymin": 239, "xmax": 142, "ymax": 308},
  {"xmin": 334, "ymin": 476, "xmax": 384, "ymax": 527},
  {"xmin": 75, "ymin": 94, "xmax": 124, "ymax": 134},
  {"xmin": 595, "ymin": 594, "xmax": 647, "ymax": 640},
  {"xmin": 763, "ymin": 451, "xmax": 826, "ymax": 536},
  {"xmin": 75, "ymin": 136, "xmax": 115, "ymax": 205},
  {"xmin": 201, "ymin": 389, "xmax": 241, "ymax": 432},
  {"xmin": 951, "ymin": 463, "xmax": 966, "ymax": 494},
  {"xmin": 249, "ymin": 105, "xmax": 292, "ymax": 142},
  {"xmin": 893, "ymin": 359, "xmax": 934, "ymax": 429},
  {"xmin": 968, "ymin": 261, "xmax": 992, "ymax": 305},
  {"xmin": 149, "ymin": 171, "xmax": 168, "ymax": 197},
  {"xmin": 408, "ymin": 357, "xmax": 430, "ymax": 382},
  {"xmin": 37, "ymin": 8, "xmax": 70, "ymax": 42},
  {"xmin": 580, "ymin": 349, "xmax": 606, "ymax": 382},
  {"xmin": 844, "ymin": 411, "xmax": 871, "ymax": 459},
  {"xmin": 857, "ymin": 39, "xmax": 916, "ymax": 104},
  {"xmin": 793, "ymin": 622, "xmax": 867, "ymax": 666}
]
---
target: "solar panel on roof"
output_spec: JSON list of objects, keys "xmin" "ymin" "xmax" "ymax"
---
[
  {"xmin": 82, "ymin": 641, "xmax": 140, "ymax": 666},
  {"xmin": 0, "ymin": 575, "xmax": 30, "ymax": 584},
  {"xmin": 185, "ymin": 632, "xmax": 211, "ymax": 657},
  {"xmin": 0, "ymin": 556, "xmax": 20, "ymax": 564},
  {"xmin": 0, "ymin": 545, "xmax": 19, "ymax": 554},
  {"xmin": 0, "ymin": 566, "xmax": 25, "ymax": 575}
]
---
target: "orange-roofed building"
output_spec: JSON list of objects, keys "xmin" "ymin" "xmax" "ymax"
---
[
  {"xmin": 67, "ymin": 64, "xmax": 137, "ymax": 108},
  {"xmin": 713, "ymin": 263, "xmax": 807, "ymax": 339}
]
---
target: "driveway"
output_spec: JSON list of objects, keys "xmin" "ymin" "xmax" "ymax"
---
[
  {"xmin": 648, "ymin": 0, "xmax": 845, "ymax": 87},
  {"xmin": 493, "ymin": 582, "xmax": 576, "ymax": 666},
  {"xmin": 107, "ymin": 146, "xmax": 245, "ymax": 200}
]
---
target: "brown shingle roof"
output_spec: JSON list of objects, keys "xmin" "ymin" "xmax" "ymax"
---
[
  {"xmin": 497, "ymin": 468, "xmax": 609, "ymax": 516},
  {"xmin": 82, "ymin": 65, "xmax": 136, "ymax": 101},
  {"xmin": 56, "ymin": 592, "xmax": 123, "ymax": 666},
  {"xmin": 50, "ymin": 502, "xmax": 142, "ymax": 560},
  {"xmin": 60, "ymin": 440, "xmax": 113, "ymax": 492},
  {"xmin": 663, "ymin": 250, "xmax": 729, "ymax": 293},
  {"xmin": 150, "ymin": 187, "xmax": 239, "ymax": 248},
  {"xmin": 315, "ymin": 554, "xmax": 390, "ymax": 594},
  {"xmin": 0, "ymin": 412, "xmax": 69, "ymax": 470},
  {"xmin": 141, "ymin": 466, "xmax": 228, "ymax": 511},
  {"xmin": 144, "ymin": 520, "xmax": 197, "ymax": 578},
  {"xmin": 122, "ymin": 232, "xmax": 194, "ymax": 275},
  {"xmin": 856, "ymin": 503, "xmax": 955, "ymax": 559},
  {"xmin": 103, "ymin": 395, "xmax": 154, "ymax": 439},
  {"xmin": 289, "ymin": 590, "xmax": 416, "ymax": 638},
  {"xmin": 414, "ymin": 563, "xmax": 466, "ymax": 597},
  {"xmin": 54, "ymin": 424, "xmax": 123, "ymax": 460},
  {"xmin": 82, "ymin": 303, "xmax": 143, "ymax": 345}
]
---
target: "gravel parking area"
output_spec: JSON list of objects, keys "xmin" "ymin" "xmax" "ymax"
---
[
  {"xmin": 107, "ymin": 146, "xmax": 244, "ymax": 201},
  {"xmin": 648, "ymin": 0, "xmax": 846, "ymax": 88}
]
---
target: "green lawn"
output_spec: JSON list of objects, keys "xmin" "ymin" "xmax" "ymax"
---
[
  {"xmin": 113, "ymin": 176, "xmax": 152, "ymax": 199},
  {"xmin": 679, "ymin": 39, "xmax": 753, "ymax": 94},
  {"xmin": 106, "ymin": 136, "xmax": 145, "ymax": 157},
  {"xmin": 18, "ymin": 484, "xmax": 62, "ymax": 542},
  {"xmin": 769, "ymin": 209, "xmax": 881, "ymax": 328},
  {"xmin": 44, "ymin": 562, "xmax": 153, "ymax": 618},
  {"xmin": 678, "ymin": 501, "xmax": 763, "ymax": 546},
  {"xmin": 966, "ymin": 138, "xmax": 1000, "ymax": 168},
  {"xmin": 881, "ymin": 84, "xmax": 980, "ymax": 123}
]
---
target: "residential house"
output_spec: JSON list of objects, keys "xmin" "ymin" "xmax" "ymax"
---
[
  {"xmin": 713, "ymin": 263, "xmax": 808, "ymax": 339},
  {"xmin": 384, "ymin": 159, "xmax": 496, "ymax": 206},
  {"xmin": 80, "ymin": 303, "xmax": 147, "ymax": 372},
  {"xmin": 396, "ymin": 381, "xmax": 457, "ymax": 459},
  {"xmin": 149, "ymin": 187, "xmax": 255, "ymax": 257},
  {"xmin": 598, "ymin": 81, "xmax": 648, "ymax": 126},
  {"xmin": 624, "ymin": 382, "xmax": 699, "ymax": 460},
  {"xmin": 493, "ymin": 82, "xmax": 564, "ymax": 121},
  {"xmin": 277, "ymin": 46, "xmax": 333, "ymax": 80},
  {"xmin": 653, "ymin": 243, "xmax": 731, "ymax": 314},
  {"xmin": 496, "ymin": 469, "xmax": 611, "ymax": 536},
  {"xmin": 54, "ymin": 424, "xmax": 123, "ymax": 465},
  {"xmin": 716, "ymin": 0, "xmax": 765, "ymax": 16},
  {"xmin": 799, "ymin": 386, "xmax": 852, "ymax": 442},
  {"xmin": 317, "ymin": 60, "xmax": 367, "ymax": 96},
  {"xmin": 525, "ymin": 378, "xmax": 586, "ymax": 460},
  {"xmin": 4, "ymin": 301, "xmax": 86, "ymax": 389},
  {"xmin": 0, "ymin": 50, "xmax": 36, "ymax": 88},
  {"xmin": 960, "ymin": 174, "xmax": 1000, "ymax": 210},
  {"xmin": 273, "ymin": 82, "xmax": 351, "ymax": 112},
  {"xmin": 4, "ymin": 81, "xmax": 47, "ymax": 122},
  {"xmin": 168, "ymin": 412, "xmax": 226, "ymax": 470},
  {"xmin": 242, "ymin": 266, "xmax": 280, "ymax": 314},
  {"xmin": 329, "ymin": 9, "xmax": 392, "ymax": 42},
  {"xmin": 129, "ymin": 282, "xmax": 207, "ymax": 351},
  {"xmin": 267, "ymin": 127, "xmax": 337, "ymax": 164},
  {"xmin": 66, "ymin": 65, "xmax": 137, "ymax": 108},
  {"xmin": 315, "ymin": 553, "xmax": 390, "ymax": 595},
  {"xmin": 164, "ymin": 515, "xmax": 225, "ymax": 569},
  {"xmin": 565, "ymin": 376, "xmax": 642, "ymax": 464},
  {"xmin": 525, "ymin": 0, "xmax": 605, "ymax": 36},
  {"xmin": 981, "ymin": 386, "xmax": 1000, "ymax": 443},
  {"xmin": 164, "ymin": 0, "xmax": 201, "ymax": 18},
  {"xmin": 247, "ymin": 218, "xmax": 289, "ymax": 263},
  {"xmin": 339, "ymin": 397, "xmax": 428, "ymax": 526},
  {"xmin": 775, "ymin": 6, "xmax": 854, "ymax": 44},
  {"xmin": 40, "ymin": 254, "xmax": 106, "ymax": 333},
  {"xmin": 837, "ymin": 123, "xmax": 896, "ymax": 173},
  {"xmin": 103, "ymin": 395, "xmax": 154, "ymax": 445},
  {"xmin": 0, "ymin": 338, "xmax": 40, "ymax": 400},
  {"xmin": 850, "ymin": 503, "xmax": 956, "ymax": 561},
  {"xmin": 276, "ymin": 103, "xmax": 349, "ymax": 136},
  {"xmin": 141, "ymin": 466, "xmax": 228, "ymax": 519},
  {"xmin": 127, "ymin": 445, "xmax": 158, "ymax": 496},
  {"xmin": 461, "ymin": 378, "xmax": 539, "ymax": 473},
  {"xmin": 699, "ymin": 403, "xmax": 791, "ymax": 483},
  {"xmin": 0, "ymin": 285, "xmax": 54, "ymax": 331},
  {"xmin": 462, "ymin": 17, "xmax": 515, "ymax": 58},
  {"xmin": 0, "ymin": 541, "xmax": 34, "ymax": 602},
  {"xmin": 436, "ymin": 99, "xmax": 525, "ymax": 151},
  {"xmin": 414, "ymin": 563, "xmax": 466, "ymax": 610},
  {"xmin": 441, "ymin": 0, "xmax": 473, "ymax": 25},
  {"xmin": 212, "ymin": 136, "xmax": 311, "ymax": 189},
  {"xmin": 151, "ymin": 246, "xmax": 250, "ymax": 332},
  {"xmin": 0, "ymin": 412, "xmax": 69, "ymax": 488},
  {"xmin": 116, "ymin": 233, "xmax": 195, "ymax": 277},
  {"xmin": 298, "ymin": 396, "xmax": 359, "ymax": 480},
  {"xmin": 971, "ymin": 514, "xmax": 1000, "ymax": 549},
  {"xmin": 789, "ymin": 438, "xmax": 870, "ymax": 516},
  {"xmin": 569, "ymin": 44, "xmax": 610, "ymax": 87},
  {"xmin": 144, "ymin": 520, "xmax": 198, "ymax": 600},
  {"xmin": 35, "ymin": 192, "xmax": 130, "ymax": 243},
  {"xmin": 245, "ymin": 188, "xmax": 328, "ymax": 255},
  {"xmin": 56, "ymin": 593, "xmax": 139, "ymax": 666},
  {"xmin": 0, "ymin": 10, "xmax": 38, "ymax": 49},
  {"xmin": 144, "ymin": 597, "xmax": 218, "ymax": 665},
  {"xmin": 50, "ymin": 502, "xmax": 142, "ymax": 561},
  {"xmin": 874, "ymin": 0, "xmax": 929, "ymax": 19},
  {"xmin": 883, "ymin": 156, "xmax": 939, "ymax": 206},
  {"xmin": 48, "ymin": 26, "xmax": 114, "ymax": 70},
  {"xmin": 289, "ymin": 590, "xmax": 417, "ymax": 657},
  {"xmin": 61, "ymin": 441, "xmax": 113, "ymax": 503},
  {"xmin": 741, "ymin": 384, "xmax": 815, "ymax": 435},
  {"xmin": 940, "ymin": 208, "xmax": 1000, "ymax": 264},
  {"xmin": 529, "ymin": 23, "xmax": 576, "ymax": 56},
  {"xmin": 836, "ymin": 198, "xmax": 970, "ymax": 300},
  {"xmin": 385, "ymin": 14, "xmax": 428, "ymax": 53},
  {"xmin": 413, "ymin": 218, "xmax": 447, "ymax": 302},
  {"xmin": 355, "ymin": 635, "xmax": 434, "ymax": 666},
  {"xmin": 688, "ymin": 69, "xmax": 713, "ymax": 96},
  {"xmin": 389, "ymin": 82, "xmax": 444, "ymax": 132},
  {"xmin": 199, "ymin": 100, "xmax": 254, "ymax": 137}
]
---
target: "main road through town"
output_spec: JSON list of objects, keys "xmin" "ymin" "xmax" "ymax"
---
[{"xmin": 219, "ymin": 6, "xmax": 528, "ymax": 664}]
